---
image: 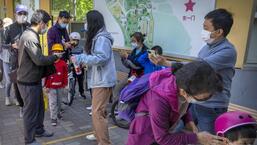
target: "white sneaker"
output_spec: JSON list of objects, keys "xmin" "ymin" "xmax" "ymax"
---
[
  {"xmin": 0, "ymin": 83, "xmax": 4, "ymax": 88},
  {"xmin": 5, "ymin": 97, "xmax": 11, "ymax": 106},
  {"xmin": 86, "ymin": 105, "xmax": 92, "ymax": 110},
  {"xmin": 89, "ymin": 112, "xmax": 92, "ymax": 116},
  {"xmin": 86, "ymin": 134, "xmax": 96, "ymax": 141},
  {"xmin": 14, "ymin": 99, "xmax": 20, "ymax": 106},
  {"xmin": 19, "ymin": 107, "xmax": 23, "ymax": 118}
]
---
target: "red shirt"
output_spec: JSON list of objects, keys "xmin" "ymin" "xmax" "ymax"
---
[{"xmin": 44, "ymin": 60, "xmax": 68, "ymax": 89}]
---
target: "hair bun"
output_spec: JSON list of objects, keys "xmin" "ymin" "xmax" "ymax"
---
[{"xmin": 171, "ymin": 62, "xmax": 184, "ymax": 75}]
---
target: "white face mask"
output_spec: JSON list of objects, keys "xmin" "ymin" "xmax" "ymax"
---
[
  {"xmin": 40, "ymin": 26, "xmax": 48, "ymax": 34},
  {"xmin": 201, "ymin": 29, "xmax": 215, "ymax": 44},
  {"xmin": 17, "ymin": 15, "xmax": 27, "ymax": 24},
  {"xmin": 84, "ymin": 23, "xmax": 88, "ymax": 31},
  {"xmin": 131, "ymin": 42, "xmax": 138, "ymax": 49}
]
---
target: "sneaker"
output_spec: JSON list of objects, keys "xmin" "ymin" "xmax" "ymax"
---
[
  {"xmin": 57, "ymin": 114, "xmax": 63, "ymax": 120},
  {"xmin": 0, "ymin": 83, "xmax": 4, "ymax": 88},
  {"xmin": 19, "ymin": 107, "xmax": 23, "ymax": 118},
  {"xmin": 86, "ymin": 134, "xmax": 96, "ymax": 141},
  {"xmin": 14, "ymin": 99, "xmax": 20, "ymax": 106},
  {"xmin": 26, "ymin": 140, "xmax": 41, "ymax": 145},
  {"xmin": 80, "ymin": 93, "xmax": 86, "ymax": 99},
  {"xmin": 51, "ymin": 119, "xmax": 57, "ymax": 126},
  {"xmin": 86, "ymin": 105, "xmax": 92, "ymax": 110},
  {"xmin": 5, "ymin": 97, "xmax": 11, "ymax": 106},
  {"xmin": 89, "ymin": 111, "xmax": 92, "ymax": 116},
  {"xmin": 35, "ymin": 131, "xmax": 54, "ymax": 137}
]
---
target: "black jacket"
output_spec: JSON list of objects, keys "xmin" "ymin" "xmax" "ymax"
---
[
  {"xmin": 5, "ymin": 22, "xmax": 30, "ymax": 70},
  {"xmin": 17, "ymin": 28, "xmax": 58, "ymax": 84}
]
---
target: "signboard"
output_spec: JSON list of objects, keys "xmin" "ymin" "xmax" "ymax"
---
[{"xmin": 94, "ymin": 0, "xmax": 216, "ymax": 57}]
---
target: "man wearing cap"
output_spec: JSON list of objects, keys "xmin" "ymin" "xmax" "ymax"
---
[
  {"xmin": 47, "ymin": 11, "xmax": 72, "ymax": 57},
  {"xmin": 5, "ymin": 4, "xmax": 30, "ymax": 107}
]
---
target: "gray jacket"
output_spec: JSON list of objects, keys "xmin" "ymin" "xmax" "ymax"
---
[
  {"xmin": 76, "ymin": 29, "xmax": 117, "ymax": 88},
  {"xmin": 197, "ymin": 38, "xmax": 237, "ymax": 108},
  {"xmin": 17, "ymin": 28, "xmax": 58, "ymax": 83}
]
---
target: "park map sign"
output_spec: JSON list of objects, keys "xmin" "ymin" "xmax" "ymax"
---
[{"xmin": 95, "ymin": 0, "xmax": 215, "ymax": 57}]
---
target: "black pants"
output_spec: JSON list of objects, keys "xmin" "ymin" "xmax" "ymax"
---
[
  {"xmin": 13, "ymin": 83, "xmax": 24, "ymax": 107},
  {"xmin": 73, "ymin": 69, "xmax": 84, "ymax": 95},
  {"xmin": 18, "ymin": 82, "xmax": 45, "ymax": 144}
]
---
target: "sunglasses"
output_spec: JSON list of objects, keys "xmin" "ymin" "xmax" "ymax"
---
[{"xmin": 17, "ymin": 12, "xmax": 28, "ymax": 16}]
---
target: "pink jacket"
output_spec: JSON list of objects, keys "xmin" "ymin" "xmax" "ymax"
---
[{"xmin": 126, "ymin": 68, "xmax": 198, "ymax": 145}]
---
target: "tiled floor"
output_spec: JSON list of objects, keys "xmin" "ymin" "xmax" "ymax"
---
[{"xmin": 0, "ymin": 87, "xmax": 128, "ymax": 145}]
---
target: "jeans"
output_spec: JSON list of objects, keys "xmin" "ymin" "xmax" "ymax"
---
[
  {"xmin": 190, "ymin": 104, "xmax": 227, "ymax": 134},
  {"xmin": 3, "ymin": 62, "xmax": 12, "ymax": 98}
]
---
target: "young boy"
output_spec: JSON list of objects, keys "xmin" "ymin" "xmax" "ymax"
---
[
  {"xmin": 44, "ymin": 44, "xmax": 68, "ymax": 126},
  {"xmin": 215, "ymin": 111, "xmax": 257, "ymax": 145},
  {"xmin": 66, "ymin": 32, "xmax": 86, "ymax": 106}
]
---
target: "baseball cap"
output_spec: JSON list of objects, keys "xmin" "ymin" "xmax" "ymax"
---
[
  {"xmin": 58, "ymin": 11, "xmax": 72, "ymax": 19},
  {"xmin": 15, "ymin": 4, "xmax": 28, "ymax": 13}
]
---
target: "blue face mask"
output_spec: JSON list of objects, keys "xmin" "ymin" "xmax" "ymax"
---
[{"xmin": 60, "ymin": 23, "xmax": 67, "ymax": 29}]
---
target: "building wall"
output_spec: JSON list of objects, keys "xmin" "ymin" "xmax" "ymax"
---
[{"xmin": 216, "ymin": 0, "xmax": 255, "ymax": 68}]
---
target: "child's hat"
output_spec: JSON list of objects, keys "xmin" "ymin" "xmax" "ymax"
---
[
  {"xmin": 52, "ymin": 44, "xmax": 64, "ymax": 51},
  {"xmin": 69, "ymin": 32, "xmax": 81, "ymax": 40},
  {"xmin": 215, "ymin": 111, "xmax": 256, "ymax": 136}
]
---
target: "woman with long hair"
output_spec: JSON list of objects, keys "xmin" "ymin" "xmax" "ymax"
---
[{"xmin": 71, "ymin": 10, "xmax": 116, "ymax": 145}]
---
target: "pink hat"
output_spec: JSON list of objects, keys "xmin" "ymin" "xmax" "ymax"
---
[{"xmin": 215, "ymin": 111, "xmax": 256, "ymax": 136}]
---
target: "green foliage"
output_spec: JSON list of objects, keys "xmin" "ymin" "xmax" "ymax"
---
[{"xmin": 52, "ymin": 0, "xmax": 93, "ymax": 22}]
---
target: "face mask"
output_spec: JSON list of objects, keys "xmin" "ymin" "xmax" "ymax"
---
[
  {"xmin": 60, "ymin": 23, "xmax": 68, "ymax": 29},
  {"xmin": 17, "ymin": 15, "xmax": 27, "ymax": 24},
  {"xmin": 189, "ymin": 98, "xmax": 198, "ymax": 103},
  {"xmin": 131, "ymin": 42, "xmax": 138, "ymax": 49},
  {"xmin": 84, "ymin": 23, "xmax": 88, "ymax": 31},
  {"xmin": 40, "ymin": 26, "xmax": 48, "ymax": 34},
  {"xmin": 201, "ymin": 29, "xmax": 215, "ymax": 44}
]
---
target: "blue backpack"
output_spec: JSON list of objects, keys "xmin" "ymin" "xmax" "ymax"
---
[{"xmin": 118, "ymin": 73, "xmax": 151, "ymax": 122}]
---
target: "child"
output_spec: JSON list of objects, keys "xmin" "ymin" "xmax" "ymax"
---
[
  {"xmin": 215, "ymin": 111, "xmax": 257, "ymax": 145},
  {"xmin": 44, "ymin": 44, "xmax": 68, "ymax": 126},
  {"xmin": 65, "ymin": 32, "xmax": 86, "ymax": 106}
]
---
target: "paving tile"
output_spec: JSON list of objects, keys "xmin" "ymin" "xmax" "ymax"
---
[{"xmin": 0, "ymin": 87, "xmax": 128, "ymax": 145}]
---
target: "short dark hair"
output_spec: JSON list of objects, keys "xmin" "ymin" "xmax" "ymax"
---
[
  {"xmin": 151, "ymin": 45, "xmax": 163, "ymax": 55},
  {"xmin": 224, "ymin": 124, "xmax": 257, "ymax": 143},
  {"xmin": 131, "ymin": 32, "xmax": 145, "ymax": 43},
  {"xmin": 30, "ymin": 9, "xmax": 51, "ymax": 25},
  {"xmin": 205, "ymin": 8, "xmax": 233, "ymax": 37},
  {"xmin": 58, "ymin": 11, "xmax": 71, "ymax": 19},
  {"xmin": 174, "ymin": 61, "xmax": 223, "ymax": 99}
]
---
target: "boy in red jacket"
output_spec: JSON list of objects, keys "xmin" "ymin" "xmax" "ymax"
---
[{"xmin": 44, "ymin": 44, "xmax": 68, "ymax": 126}]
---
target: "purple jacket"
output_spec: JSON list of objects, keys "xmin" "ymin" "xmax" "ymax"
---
[
  {"xmin": 126, "ymin": 68, "xmax": 198, "ymax": 145},
  {"xmin": 47, "ymin": 23, "xmax": 70, "ymax": 55}
]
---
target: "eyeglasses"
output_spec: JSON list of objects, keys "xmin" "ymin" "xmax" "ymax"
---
[{"xmin": 17, "ymin": 12, "xmax": 28, "ymax": 16}]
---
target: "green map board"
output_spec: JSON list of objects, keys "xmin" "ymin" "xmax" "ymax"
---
[{"xmin": 95, "ymin": 0, "xmax": 215, "ymax": 57}]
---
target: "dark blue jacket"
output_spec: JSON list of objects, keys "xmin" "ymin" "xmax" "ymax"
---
[{"xmin": 47, "ymin": 23, "xmax": 70, "ymax": 55}]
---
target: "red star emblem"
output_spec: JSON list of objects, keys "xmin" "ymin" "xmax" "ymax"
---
[{"xmin": 184, "ymin": 0, "xmax": 196, "ymax": 12}]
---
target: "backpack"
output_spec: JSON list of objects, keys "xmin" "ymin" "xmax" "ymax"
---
[{"xmin": 118, "ymin": 73, "xmax": 151, "ymax": 122}]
